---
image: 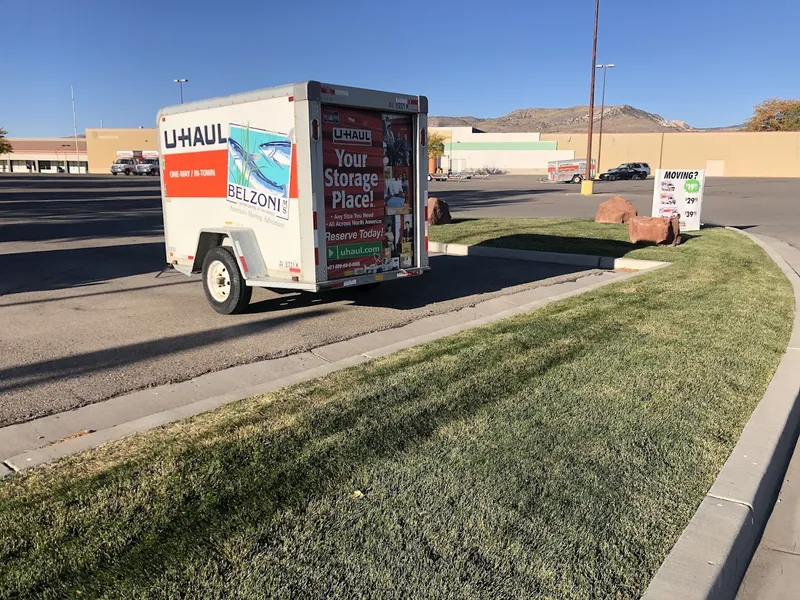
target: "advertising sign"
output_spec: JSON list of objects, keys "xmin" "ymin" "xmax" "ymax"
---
[
  {"xmin": 226, "ymin": 124, "xmax": 293, "ymax": 221},
  {"xmin": 321, "ymin": 106, "xmax": 415, "ymax": 278},
  {"xmin": 651, "ymin": 169, "xmax": 705, "ymax": 231}
]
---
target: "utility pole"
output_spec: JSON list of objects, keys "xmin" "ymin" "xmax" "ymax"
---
[
  {"xmin": 582, "ymin": 0, "xmax": 600, "ymax": 193},
  {"xmin": 595, "ymin": 63, "xmax": 615, "ymax": 174}
]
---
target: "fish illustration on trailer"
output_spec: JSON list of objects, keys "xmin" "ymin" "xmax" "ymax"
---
[
  {"xmin": 258, "ymin": 140, "xmax": 292, "ymax": 168},
  {"xmin": 229, "ymin": 137, "xmax": 286, "ymax": 197}
]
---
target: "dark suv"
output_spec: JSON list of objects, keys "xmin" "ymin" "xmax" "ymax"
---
[{"xmin": 616, "ymin": 162, "xmax": 650, "ymax": 178}]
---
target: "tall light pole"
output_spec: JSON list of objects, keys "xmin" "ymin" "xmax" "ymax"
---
[
  {"xmin": 174, "ymin": 78, "xmax": 188, "ymax": 104},
  {"xmin": 582, "ymin": 0, "xmax": 600, "ymax": 192},
  {"xmin": 70, "ymin": 86, "xmax": 80, "ymax": 174},
  {"xmin": 595, "ymin": 63, "xmax": 615, "ymax": 175}
]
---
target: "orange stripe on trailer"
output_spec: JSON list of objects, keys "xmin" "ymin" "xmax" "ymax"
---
[
  {"xmin": 163, "ymin": 149, "xmax": 227, "ymax": 198},
  {"xmin": 289, "ymin": 144, "xmax": 299, "ymax": 198}
]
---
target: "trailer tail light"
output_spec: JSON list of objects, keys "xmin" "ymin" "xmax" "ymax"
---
[
  {"xmin": 311, "ymin": 119, "xmax": 319, "ymax": 141},
  {"xmin": 420, "ymin": 128, "xmax": 426, "ymax": 146},
  {"xmin": 288, "ymin": 96, "xmax": 294, "ymax": 102}
]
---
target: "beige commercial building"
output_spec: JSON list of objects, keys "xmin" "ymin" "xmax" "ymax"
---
[
  {"xmin": 85, "ymin": 128, "xmax": 159, "ymax": 174},
  {"xmin": 541, "ymin": 131, "xmax": 800, "ymax": 177},
  {"xmin": 4, "ymin": 126, "xmax": 799, "ymax": 178},
  {"xmin": 432, "ymin": 127, "xmax": 800, "ymax": 177}
]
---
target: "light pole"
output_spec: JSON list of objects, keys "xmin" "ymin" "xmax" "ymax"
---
[
  {"xmin": 595, "ymin": 63, "xmax": 615, "ymax": 175},
  {"xmin": 449, "ymin": 133, "xmax": 453, "ymax": 173},
  {"xmin": 174, "ymin": 78, "xmax": 188, "ymax": 104},
  {"xmin": 582, "ymin": 0, "xmax": 600, "ymax": 193}
]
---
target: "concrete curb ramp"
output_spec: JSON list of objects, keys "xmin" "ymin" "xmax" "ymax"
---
[
  {"xmin": 643, "ymin": 230, "xmax": 800, "ymax": 600},
  {"xmin": 0, "ymin": 250, "xmax": 667, "ymax": 477},
  {"xmin": 428, "ymin": 241, "xmax": 667, "ymax": 272}
]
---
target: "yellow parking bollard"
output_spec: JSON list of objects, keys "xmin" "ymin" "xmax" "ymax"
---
[{"xmin": 580, "ymin": 179, "xmax": 594, "ymax": 195}]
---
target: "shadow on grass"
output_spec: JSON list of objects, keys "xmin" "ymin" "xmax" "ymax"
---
[
  {"xmin": 440, "ymin": 219, "xmax": 701, "ymax": 259},
  {"xmin": 4, "ymin": 331, "xmax": 589, "ymax": 595}
]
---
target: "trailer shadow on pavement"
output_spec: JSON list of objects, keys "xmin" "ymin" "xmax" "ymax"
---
[{"xmin": 0, "ymin": 252, "xmax": 592, "ymax": 426}]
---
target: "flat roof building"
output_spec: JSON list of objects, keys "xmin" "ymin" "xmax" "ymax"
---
[{"xmin": 1, "ymin": 138, "xmax": 88, "ymax": 173}]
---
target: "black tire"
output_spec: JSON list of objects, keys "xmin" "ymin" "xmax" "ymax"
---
[
  {"xmin": 571, "ymin": 174, "xmax": 582, "ymax": 184},
  {"xmin": 202, "ymin": 246, "xmax": 252, "ymax": 315},
  {"xmin": 638, "ymin": 172, "xmax": 647, "ymax": 180},
  {"xmin": 112, "ymin": 172, "xmax": 117, "ymax": 176}
]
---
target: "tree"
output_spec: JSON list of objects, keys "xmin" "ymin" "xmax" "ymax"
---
[
  {"xmin": 744, "ymin": 98, "xmax": 800, "ymax": 131},
  {"xmin": 0, "ymin": 128, "xmax": 12, "ymax": 155},
  {"xmin": 427, "ymin": 131, "xmax": 447, "ymax": 158}
]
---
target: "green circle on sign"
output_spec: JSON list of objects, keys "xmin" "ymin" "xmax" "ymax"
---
[{"xmin": 684, "ymin": 179, "xmax": 701, "ymax": 194}]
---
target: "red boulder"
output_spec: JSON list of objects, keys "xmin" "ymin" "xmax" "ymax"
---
[
  {"xmin": 595, "ymin": 195, "xmax": 638, "ymax": 224},
  {"xmin": 427, "ymin": 197, "xmax": 452, "ymax": 226},
  {"xmin": 628, "ymin": 215, "xmax": 681, "ymax": 245}
]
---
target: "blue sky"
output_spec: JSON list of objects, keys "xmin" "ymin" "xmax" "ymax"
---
[{"xmin": 3, "ymin": 0, "xmax": 797, "ymax": 136}]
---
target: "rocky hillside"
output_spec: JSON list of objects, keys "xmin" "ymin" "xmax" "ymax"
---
[{"xmin": 430, "ymin": 105, "xmax": 702, "ymax": 133}]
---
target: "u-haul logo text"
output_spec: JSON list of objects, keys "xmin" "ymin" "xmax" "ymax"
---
[
  {"xmin": 333, "ymin": 127, "xmax": 371, "ymax": 145},
  {"xmin": 164, "ymin": 124, "xmax": 227, "ymax": 149}
]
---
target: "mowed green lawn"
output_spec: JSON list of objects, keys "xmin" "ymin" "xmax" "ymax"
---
[{"xmin": 0, "ymin": 221, "xmax": 793, "ymax": 599}]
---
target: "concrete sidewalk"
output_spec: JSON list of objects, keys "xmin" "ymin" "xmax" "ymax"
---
[
  {"xmin": 738, "ymin": 440, "xmax": 800, "ymax": 598},
  {"xmin": 737, "ymin": 242, "xmax": 800, "ymax": 599}
]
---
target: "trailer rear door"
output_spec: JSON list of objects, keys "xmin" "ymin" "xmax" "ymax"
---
[{"xmin": 319, "ymin": 106, "xmax": 420, "ymax": 280}]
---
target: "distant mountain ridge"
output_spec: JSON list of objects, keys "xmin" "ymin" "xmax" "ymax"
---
[{"xmin": 429, "ymin": 105, "xmax": 740, "ymax": 133}]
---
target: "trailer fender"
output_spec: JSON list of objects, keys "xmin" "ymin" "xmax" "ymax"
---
[{"xmin": 191, "ymin": 229, "xmax": 268, "ymax": 280}]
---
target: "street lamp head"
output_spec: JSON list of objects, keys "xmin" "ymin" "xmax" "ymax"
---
[
  {"xmin": 596, "ymin": 64, "xmax": 616, "ymax": 68},
  {"xmin": 174, "ymin": 78, "xmax": 188, "ymax": 83}
]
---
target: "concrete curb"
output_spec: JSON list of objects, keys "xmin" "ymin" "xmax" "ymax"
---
[
  {"xmin": 1, "ymin": 263, "xmax": 669, "ymax": 478},
  {"xmin": 428, "ymin": 241, "xmax": 668, "ymax": 272},
  {"xmin": 643, "ymin": 230, "xmax": 800, "ymax": 600}
]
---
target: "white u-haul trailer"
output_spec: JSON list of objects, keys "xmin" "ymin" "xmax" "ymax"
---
[{"xmin": 158, "ymin": 81, "xmax": 430, "ymax": 314}]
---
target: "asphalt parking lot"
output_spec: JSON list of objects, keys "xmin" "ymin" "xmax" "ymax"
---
[
  {"xmin": 431, "ymin": 175, "xmax": 800, "ymax": 248},
  {"xmin": 2, "ymin": 173, "xmax": 798, "ymax": 426},
  {"xmin": 0, "ymin": 174, "xmax": 590, "ymax": 426}
]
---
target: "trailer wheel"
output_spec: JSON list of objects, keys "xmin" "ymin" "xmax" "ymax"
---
[
  {"xmin": 571, "ymin": 174, "xmax": 582, "ymax": 184},
  {"xmin": 202, "ymin": 247, "xmax": 252, "ymax": 315}
]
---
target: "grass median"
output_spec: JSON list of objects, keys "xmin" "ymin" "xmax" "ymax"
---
[{"xmin": 1, "ymin": 220, "xmax": 793, "ymax": 599}]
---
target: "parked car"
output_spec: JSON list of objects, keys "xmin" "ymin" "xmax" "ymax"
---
[
  {"xmin": 110, "ymin": 158, "xmax": 137, "ymax": 176},
  {"xmin": 599, "ymin": 167, "xmax": 641, "ymax": 181},
  {"xmin": 427, "ymin": 172, "xmax": 447, "ymax": 181},
  {"xmin": 616, "ymin": 162, "xmax": 650, "ymax": 178},
  {"xmin": 135, "ymin": 158, "xmax": 160, "ymax": 176}
]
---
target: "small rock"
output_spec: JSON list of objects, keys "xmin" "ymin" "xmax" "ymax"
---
[
  {"xmin": 628, "ymin": 215, "xmax": 681, "ymax": 245},
  {"xmin": 350, "ymin": 490, "xmax": 364, "ymax": 499},
  {"xmin": 595, "ymin": 195, "xmax": 638, "ymax": 224},
  {"xmin": 427, "ymin": 197, "xmax": 452, "ymax": 226}
]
